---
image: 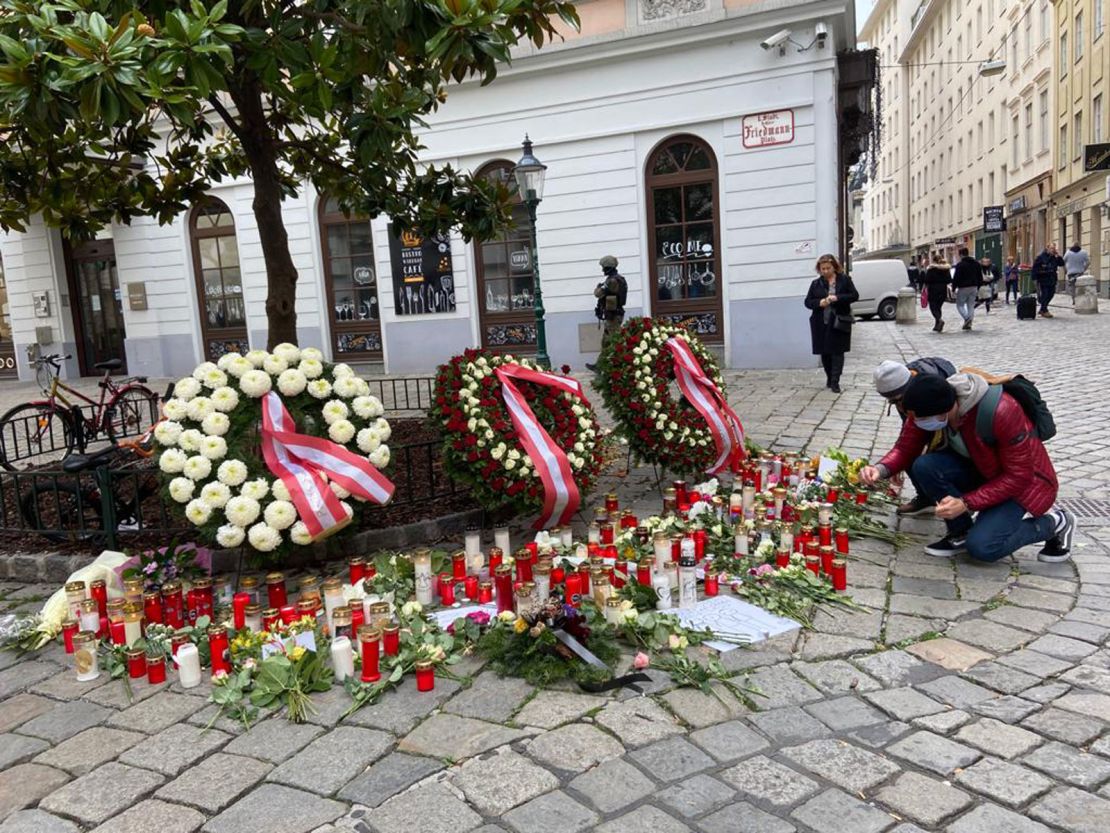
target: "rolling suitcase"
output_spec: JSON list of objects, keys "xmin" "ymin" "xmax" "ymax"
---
[{"xmin": 1016, "ymin": 271, "xmax": 1037, "ymax": 320}]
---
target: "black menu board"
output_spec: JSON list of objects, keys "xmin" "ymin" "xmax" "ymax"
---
[{"xmin": 387, "ymin": 224, "xmax": 456, "ymax": 315}]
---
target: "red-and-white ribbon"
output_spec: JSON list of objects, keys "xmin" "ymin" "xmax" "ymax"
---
[
  {"xmin": 494, "ymin": 364, "xmax": 590, "ymax": 529},
  {"xmin": 665, "ymin": 337, "xmax": 746, "ymax": 474},
  {"xmin": 261, "ymin": 392, "xmax": 394, "ymax": 541}
]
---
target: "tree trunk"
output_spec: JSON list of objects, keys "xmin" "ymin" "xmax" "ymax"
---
[{"xmin": 228, "ymin": 81, "xmax": 298, "ymax": 349}]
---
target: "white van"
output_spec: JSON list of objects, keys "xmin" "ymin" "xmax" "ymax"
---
[{"xmin": 849, "ymin": 259, "xmax": 912, "ymax": 320}]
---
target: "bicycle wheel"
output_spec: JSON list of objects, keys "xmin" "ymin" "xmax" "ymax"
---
[
  {"xmin": 105, "ymin": 385, "xmax": 159, "ymax": 444},
  {"xmin": 19, "ymin": 479, "xmax": 104, "ymax": 543},
  {"xmin": 0, "ymin": 403, "xmax": 75, "ymax": 471}
]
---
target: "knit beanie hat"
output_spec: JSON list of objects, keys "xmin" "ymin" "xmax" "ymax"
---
[
  {"xmin": 902, "ymin": 374, "xmax": 957, "ymax": 418},
  {"xmin": 873, "ymin": 361, "xmax": 912, "ymax": 397}
]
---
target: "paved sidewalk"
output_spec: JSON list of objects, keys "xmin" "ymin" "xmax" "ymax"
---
[{"xmin": 2, "ymin": 304, "xmax": 1110, "ymax": 832}]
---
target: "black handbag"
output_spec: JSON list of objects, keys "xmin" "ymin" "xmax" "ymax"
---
[{"xmin": 832, "ymin": 313, "xmax": 853, "ymax": 333}]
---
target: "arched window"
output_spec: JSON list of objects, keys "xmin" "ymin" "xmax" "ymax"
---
[
  {"xmin": 473, "ymin": 161, "xmax": 537, "ymax": 350},
  {"xmin": 645, "ymin": 135, "xmax": 723, "ymax": 341},
  {"xmin": 190, "ymin": 198, "xmax": 247, "ymax": 360},
  {"xmin": 318, "ymin": 196, "xmax": 381, "ymax": 359}
]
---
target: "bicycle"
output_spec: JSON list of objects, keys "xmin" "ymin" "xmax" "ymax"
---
[{"xmin": 0, "ymin": 353, "xmax": 159, "ymax": 471}]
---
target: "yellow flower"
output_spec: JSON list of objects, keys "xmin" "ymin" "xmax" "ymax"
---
[
  {"xmin": 513, "ymin": 617, "xmax": 529, "ymax": 634},
  {"xmin": 289, "ymin": 645, "xmax": 306, "ymax": 661}
]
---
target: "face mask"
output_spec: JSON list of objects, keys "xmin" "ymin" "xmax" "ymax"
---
[{"xmin": 914, "ymin": 416, "xmax": 948, "ymax": 431}]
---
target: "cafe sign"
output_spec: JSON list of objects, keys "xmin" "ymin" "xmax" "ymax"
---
[{"xmin": 742, "ymin": 110, "xmax": 795, "ymax": 149}]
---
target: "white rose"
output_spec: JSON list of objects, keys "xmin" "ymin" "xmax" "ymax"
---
[
  {"xmin": 200, "ymin": 436, "xmax": 227, "ymax": 460},
  {"xmin": 368, "ymin": 445, "xmax": 390, "ymax": 468},
  {"xmin": 173, "ymin": 377, "xmax": 201, "ymax": 401},
  {"xmin": 328, "ymin": 419, "xmax": 355, "ymax": 444},
  {"xmin": 244, "ymin": 349, "xmax": 268, "ymax": 368},
  {"xmin": 271, "ymin": 479, "xmax": 291, "ymax": 502},
  {"xmin": 277, "ymin": 368, "xmax": 307, "ymax": 396},
  {"xmin": 504, "ymin": 459, "xmax": 516, "ymax": 471},
  {"xmin": 289, "ymin": 521, "xmax": 312, "ymax": 545},
  {"xmin": 508, "ymin": 449, "xmax": 521, "ymax": 461},
  {"xmin": 241, "ymin": 478, "xmax": 270, "ymax": 501},
  {"xmin": 200, "ymin": 481, "xmax": 232, "ymax": 508},
  {"xmin": 216, "ymin": 524, "xmax": 245, "ymax": 548},
  {"xmin": 217, "ymin": 459, "xmax": 248, "ymax": 487},
  {"xmin": 307, "ymin": 379, "xmax": 332, "ymax": 399},
  {"xmin": 159, "ymin": 448, "xmax": 187, "ymax": 473},
  {"xmin": 332, "ymin": 363, "xmax": 354, "ymax": 378},
  {"xmin": 247, "ymin": 522, "xmax": 281, "ymax": 552},
  {"xmin": 333, "ymin": 376, "xmax": 360, "ymax": 399},
  {"xmin": 169, "ymin": 476, "xmax": 195, "ymax": 503},
  {"xmin": 185, "ymin": 498, "xmax": 212, "ymax": 525},
  {"xmin": 300, "ymin": 347, "xmax": 323, "ymax": 362},
  {"xmin": 272, "ymin": 342, "xmax": 301, "ymax": 364},
  {"xmin": 162, "ymin": 398, "xmax": 188, "ymax": 421},
  {"xmin": 225, "ymin": 356, "xmax": 253, "ymax": 378},
  {"xmin": 225, "ymin": 495, "xmax": 262, "ymax": 527},
  {"xmin": 154, "ymin": 421, "xmax": 183, "ymax": 446},
  {"xmin": 357, "ymin": 428, "xmax": 381, "ymax": 453},
  {"xmin": 183, "ymin": 455, "xmax": 213, "ymax": 481},
  {"xmin": 490, "ymin": 445, "xmax": 505, "ymax": 461},
  {"xmin": 210, "ymin": 386, "xmax": 240, "ymax": 413},
  {"xmin": 298, "ymin": 359, "xmax": 324, "ymax": 379},
  {"xmin": 373, "ymin": 418, "xmax": 391, "ymax": 442},
  {"xmin": 321, "ymin": 399, "xmax": 349, "ymax": 425},
  {"xmin": 201, "ymin": 412, "xmax": 230, "ymax": 437},
  {"xmin": 262, "ymin": 354, "xmax": 288, "ymax": 375},
  {"xmin": 239, "ymin": 369, "xmax": 273, "ymax": 398},
  {"xmin": 263, "ymin": 499, "xmax": 297, "ymax": 530}
]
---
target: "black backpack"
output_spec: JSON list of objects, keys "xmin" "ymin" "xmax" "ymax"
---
[{"xmin": 974, "ymin": 377, "xmax": 1056, "ymax": 445}]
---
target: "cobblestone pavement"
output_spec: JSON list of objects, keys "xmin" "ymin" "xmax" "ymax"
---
[{"xmin": 3, "ymin": 302, "xmax": 1110, "ymax": 832}]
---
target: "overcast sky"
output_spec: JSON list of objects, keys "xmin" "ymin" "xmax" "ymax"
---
[{"xmin": 856, "ymin": 0, "xmax": 875, "ymax": 34}]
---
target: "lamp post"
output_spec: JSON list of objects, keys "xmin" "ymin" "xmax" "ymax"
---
[{"xmin": 513, "ymin": 136, "xmax": 550, "ymax": 369}]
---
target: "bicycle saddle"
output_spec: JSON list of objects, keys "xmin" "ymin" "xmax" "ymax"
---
[
  {"xmin": 62, "ymin": 447, "xmax": 117, "ymax": 473},
  {"xmin": 94, "ymin": 359, "xmax": 123, "ymax": 371}
]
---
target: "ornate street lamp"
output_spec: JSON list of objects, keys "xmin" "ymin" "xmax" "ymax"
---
[{"xmin": 513, "ymin": 135, "xmax": 550, "ymax": 369}]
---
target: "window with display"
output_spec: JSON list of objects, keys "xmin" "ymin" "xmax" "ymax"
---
[
  {"xmin": 190, "ymin": 198, "xmax": 248, "ymax": 360},
  {"xmin": 319, "ymin": 196, "xmax": 382, "ymax": 359}
]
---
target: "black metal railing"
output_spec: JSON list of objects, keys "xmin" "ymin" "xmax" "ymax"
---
[{"xmin": 363, "ymin": 377, "xmax": 437, "ymax": 415}]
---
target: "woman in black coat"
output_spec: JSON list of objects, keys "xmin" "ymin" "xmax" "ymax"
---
[
  {"xmin": 804, "ymin": 254, "xmax": 859, "ymax": 394},
  {"xmin": 922, "ymin": 254, "xmax": 952, "ymax": 332}
]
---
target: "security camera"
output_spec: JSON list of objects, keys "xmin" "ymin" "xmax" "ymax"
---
[
  {"xmin": 761, "ymin": 29, "xmax": 793, "ymax": 51},
  {"xmin": 815, "ymin": 22, "xmax": 828, "ymax": 46}
]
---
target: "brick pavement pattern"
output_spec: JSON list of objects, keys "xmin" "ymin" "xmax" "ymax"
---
[{"xmin": 2, "ymin": 306, "xmax": 1110, "ymax": 832}]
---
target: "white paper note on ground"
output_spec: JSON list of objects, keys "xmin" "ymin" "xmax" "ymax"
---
[
  {"xmin": 674, "ymin": 595, "xmax": 800, "ymax": 651},
  {"xmin": 432, "ymin": 604, "xmax": 498, "ymax": 630},
  {"xmin": 817, "ymin": 455, "xmax": 840, "ymax": 482}
]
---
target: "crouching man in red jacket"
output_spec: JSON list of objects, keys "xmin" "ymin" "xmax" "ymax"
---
[{"xmin": 859, "ymin": 373, "xmax": 1075, "ymax": 562}]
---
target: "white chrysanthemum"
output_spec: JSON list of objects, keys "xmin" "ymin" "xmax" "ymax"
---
[
  {"xmin": 352, "ymin": 396, "xmax": 384, "ymax": 419},
  {"xmin": 178, "ymin": 429, "xmax": 203, "ymax": 452},
  {"xmin": 169, "ymin": 477, "xmax": 195, "ymax": 503},
  {"xmin": 289, "ymin": 521, "xmax": 312, "ymax": 545},
  {"xmin": 332, "ymin": 376, "xmax": 360, "ymax": 399},
  {"xmin": 328, "ymin": 419, "xmax": 355, "ymax": 444},
  {"xmin": 159, "ymin": 448, "xmax": 188, "ymax": 474},
  {"xmin": 200, "ymin": 481, "xmax": 232, "ymax": 508},
  {"xmin": 241, "ymin": 478, "xmax": 270, "ymax": 501},
  {"xmin": 173, "ymin": 377, "xmax": 201, "ymax": 401},
  {"xmin": 245, "ymin": 349, "xmax": 268, "ymax": 368},
  {"xmin": 272, "ymin": 343, "xmax": 301, "ymax": 364},
  {"xmin": 262, "ymin": 353, "xmax": 288, "ymax": 375},
  {"xmin": 216, "ymin": 354, "xmax": 237, "ymax": 370},
  {"xmin": 248, "ymin": 522, "xmax": 282, "ymax": 552},
  {"xmin": 225, "ymin": 495, "xmax": 261, "ymax": 528},
  {"xmin": 373, "ymin": 417, "xmax": 391, "ymax": 442},
  {"xmin": 225, "ymin": 355, "xmax": 253, "ymax": 379},
  {"xmin": 154, "ymin": 420, "xmax": 184, "ymax": 446},
  {"xmin": 210, "ymin": 386, "xmax": 239, "ymax": 413},
  {"xmin": 263, "ymin": 499, "xmax": 297, "ymax": 530},
  {"xmin": 239, "ymin": 369, "xmax": 273, "ymax": 398},
  {"xmin": 217, "ymin": 459, "xmax": 249, "ymax": 487},
  {"xmin": 301, "ymin": 347, "xmax": 324, "ymax": 362},
  {"xmin": 201, "ymin": 412, "xmax": 230, "ymax": 437},
  {"xmin": 186, "ymin": 396, "xmax": 215, "ymax": 422},
  {"xmin": 185, "ymin": 498, "xmax": 212, "ymax": 525},
  {"xmin": 357, "ymin": 427, "xmax": 380, "ymax": 453},
  {"xmin": 162, "ymin": 398, "xmax": 188, "ymax": 421},
  {"xmin": 332, "ymin": 363, "xmax": 354, "ymax": 378},
  {"xmin": 307, "ymin": 379, "xmax": 332, "ymax": 399},
  {"xmin": 298, "ymin": 358, "xmax": 324, "ymax": 379},
  {"xmin": 321, "ymin": 399, "xmax": 349, "ymax": 425},
  {"xmin": 340, "ymin": 500, "xmax": 353, "ymax": 519},
  {"xmin": 216, "ymin": 524, "xmax": 245, "ymax": 548},
  {"xmin": 202, "ymin": 368, "xmax": 228, "ymax": 389},
  {"xmin": 200, "ymin": 435, "xmax": 228, "ymax": 460},
  {"xmin": 192, "ymin": 362, "xmax": 219, "ymax": 381},
  {"xmin": 353, "ymin": 378, "xmax": 370, "ymax": 397},
  {"xmin": 271, "ymin": 479, "xmax": 291, "ymax": 502},
  {"xmin": 183, "ymin": 455, "xmax": 213, "ymax": 481},
  {"xmin": 277, "ymin": 368, "xmax": 307, "ymax": 396},
  {"xmin": 330, "ymin": 481, "xmax": 351, "ymax": 499},
  {"xmin": 368, "ymin": 445, "xmax": 390, "ymax": 469}
]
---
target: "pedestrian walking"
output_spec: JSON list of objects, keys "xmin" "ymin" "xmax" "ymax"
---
[
  {"xmin": 952, "ymin": 247, "xmax": 982, "ymax": 330},
  {"xmin": 1063, "ymin": 242, "xmax": 1090, "ymax": 302},
  {"xmin": 804, "ymin": 253, "xmax": 859, "ymax": 394},
  {"xmin": 585, "ymin": 255, "xmax": 627, "ymax": 372},
  {"xmin": 979, "ymin": 256, "xmax": 1001, "ymax": 314},
  {"xmin": 1003, "ymin": 256, "xmax": 1020, "ymax": 304},
  {"xmin": 1032, "ymin": 243, "xmax": 1065, "ymax": 318},
  {"xmin": 923, "ymin": 253, "xmax": 951, "ymax": 332}
]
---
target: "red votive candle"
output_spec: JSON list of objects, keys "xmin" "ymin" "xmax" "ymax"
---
[
  {"xmin": 835, "ymin": 527, "xmax": 850, "ymax": 555},
  {"xmin": 551, "ymin": 566, "xmax": 565, "ymax": 585},
  {"xmin": 415, "ymin": 660, "xmax": 435, "ymax": 692},
  {"xmin": 436, "ymin": 572, "xmax": 451, "ymax": 599},
  {"xmin": 359, "ymin": 626, "xmax": 381, "ymax": 683},
  {"xmin": 831, "ymin": 557, "xmax": 848, "ymax": 591},
  {"xmin": 280, "ymin": 605, "xmax": 298, "ymax": 625},
  {"xmin": 146, "ymin": 654, "xmax": 166, "ymax": 684},
  {"xmin": 266, "ymin": 572, "xmax": 288, "ymax": 610},
  {"xmin": 262, "ymin": 608, "xmax": 280, "ymax": 631},
  {"xmin": 142, "ymin": 592, "xmax": 163, "ymax": 626},
  {"xmin": 605, "ymin": 492, "xmax": 619, "ymax": 514},
  {"xmin": 488, "ymin": 547, "xmax": 503, "ymax": 575},
  {"xmin": 98, "ymin": 615, "xmax": 109, "ymax": 639},
  {"xmin": 516, "ymin": 554, "xmax": 533, "ymax": 584},
  {"xmin": 126, "ymin": 648, "xmax": 146, "ymax": 679},
  {"xmin": 161, "ymin": 582, "xmax": 184, "ymax": 629},
  {"xmin": 612, "ymin": 560, "xmax": 627, "ymax": 590},
  {"xmin": 109, "ymin": 619, "xmax": 127, "ymax": 646},
  {"xmin": 452, "ymin": 552, "xmax": 467, "ymax": 582},
  {"xmin": 439, "ymin": 576, "xmax": 456, "ymax": 606},
  {"xmin": 62, "ymin": 619, "xmax": 78, "ymax": 653},
  {"xmin": 673, "ymin": 480, "xmax": 687, "ymax": 505},
  {"xmin": 775, "ymin": 549, "xmax": 791, "ymax": 569},
  {"xmin": 805, "ymin": 554, "xmax": 821, "ymax": 575},
  {"xmin": 208, "ymin": 625, "xmax": 231, "ymax": 677},
  {"xmin": 820, "ymin": 545, "xmax": 835, "ymax": 576},
  {"xmin": 827, "ymin": 488, "xmax": 840, "ymax": 503},
  {"xmin": 89, "ymin": 580, "xmax": 108, "ymax": 620},
  {"xmin": 621, "ymin": 510, "xmax": 638, "ymax": 529},
  {"xmin": 600, "ymin": 524, "xmax": 614, "ymax": 545},
  {"xmin": 694, "ymin": 530, "xmax": 707, "ymax": 562},
  {"xmin": 564, "ymin": 572, "xmax": 582, "ymax": 607},
  {"xmin": 478, "ymin": 581, "xmax": 493, "ymax": 604},
  {"xmin": 818, "ymin": 524, "xmax": 832, "ymax": 547},
  {"xmin": 382, "ymin": 624, "xmax": 400, "ymax": 656},
  {"xmin": 577, "ymin": 563, "xmax": 591, "ymax": 596},
  {"xmin": 525, "ymin": 541, "xmax": 538, "ymax": 561},
  {"xmin": 465, "ymin": 575, "xmax": 479, "ymax": 601},
  {"xmin": 637, "ymin": 559, "xmax": 652, "ymax": 586},
  {"xmin": 855, "ymin": 491, "xmax": 868, "ymax": 505},
  {"xmin": 186, "ymin": 589, "xmax": 199, "ymax": 625},
  {"xmin": 350, "ymin": 605, "xmax": 365, "ymax": 632},
  {"xmin": 494, "ymin": 565, "xmax": 514, "ymax": 613},
  {"xmin": 704, "ymin": 572, "xmax": 720, "ymax": 596},
  {"xmin": 349, "ymin": 558, "xmax": 365, "ymax": 586},
  {"xmin": 232, "ymin": 593, "xmax": 249, "ymax": 630},
  {"xmin": 171, "ymin": 632, "xmax": 189, "ymax": 657}
]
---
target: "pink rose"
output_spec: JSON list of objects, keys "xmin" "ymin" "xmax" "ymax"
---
[{"xmin": 633, "ymin": 652, "xmax": 650, "ymax": 670}]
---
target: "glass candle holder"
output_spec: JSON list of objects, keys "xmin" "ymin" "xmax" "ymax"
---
[
  {"xmin": 515, "ymin": 550, "xmax": 533, "ymax": 583},
  {"xmin": 775, "ymin": 548, "xmax": 791, "ymax": 568},
  {"xmin": 817, "ymin": 503, "xmax": 834, "ymax": 526},
  {"xmin": 193, "ymin": 577, "xmax": 214, "ymax": 620},
  {"xmin": 143, "ymin": 591, "xmax": 163, "ymax": 627},
  {"xmin": 65, "ymin": 581, "xmax": 87, "ymax": 621},
  {"xmin": 439, "ymin": 575, "xmax": 456, "ymax": 606},
  {"xmin": 382, "ymin": 623, "xmax": 400, "ymax": 656},
  {"xmin": 215, "ymin": 577, "xmax": 233, "ymax": 607},
  {"xmin": 818, "ymin": 524, "xmax": 833, "ymax": 547},
  {"xmin": 652, "ymin": 572, "xmax": 673, "ymax": 610},
  {"xmin": 533, "ymin": 563, "xmax": 551, "ymax": 604},
  {"xmin": 652, "ymin": 532, "xmax": 670, "ymax": 572},
  {"xmin": 208, "ymin": 625, "xmax": 231, "ymax": 678},
  {"xmin": 367, "ymin": 601, "xmax": 390, "ymax": 630},
  {"xmin": 244, "ymin": 603, "xmax": 263, "ymax": 633},
  {"xmin": 704, "ymin": 571, "xmax": 720, "ymax": 597},
  {"xmin": 126, "ymin": 647, "xmax": 146, "ymax": 679},
  {"xmin": 662, "ymin": 486, "xmax": 677, "ymax": 514},
  {"xmin": 636, "ymin": 558, "xmax": 653, "ymax": 586},
  {"xmin": 266, "ymin": 572, "xmax": 288, "ymax": 610},
  {"xmin": 831, "ymin": 557, "xmax": 848, "ymax": 591},
  {"xmin": 122, "ymin": 604, "xmax": 143, "ymax": 647},
  {"xmin": 331, "ymin": 635, "xmax": 354, "ymax": 683},
  {"xmin": 262, "ymin": 608, "xmax": 280, "ymax": 631},
  {"xmin": 62, "ymin": 619, "xmax": 79, "ymax": 654},
  {"xmin": 412, "ymin": 548, "xmax": 434, "ymax": 606},
  {"xmin": 146, "ymin": 653, "xmax": 167, "ymax": 685},
  {"xmin": 592, "ymin": 573, "xmax": 612, "ymax": 609},
  {"xmin": 161, "ymin": 581, "xmax": 185, "ymax": 629},
  {"xmin": 176, "ymin": 643, "xmax": 201, "ymax": 688},
  {"xmin": 835, "ymin": 527, "xmax": 850, "ymax": 555},
  {"xmin": 464, "ymin": 525, "xmax": 482, "ymax": 557},
  {"xmin": 487, "ymin": 546, "xmax": 504, "ymax": 575},
  {"xmin": 494, "ymin": 565, "xmax": 514, "ymax": 614},
  {"xmin": 465, "ymin": 575, "xmax": 479, "ymax": 601},
  {"xmin": 451, "ymin": 551, "xmax": 467, "ymax": 582},
  {"xmin": 493, "ymin": 526, "xmax": 511, "ymax": 555},
  {"xmin": 280, "ymin": 605, "xmax": 298, "ymax": 625},
  {"xmin": 322, "ymin": 577, "xmax": 345, "ymax": 631},
  {"xmin": 805, "ymin": 554, "xmax": 821, "ymax": 575},
  {"xmin": 78, "ymin": 598, "xmax": 100, "ymax": 635},
  {"xmin": 349, "ymin": 557, "xmax": 366, "ymax": 586},
  {"xmin": 240, "ymin": 576, "xmax": 261, "ymax": 606},
  {"xmin": 123, "ymin": 577, "xmax": 145, "ymax": 606},
  {"xmin": 734, "ymin": 528, "xmax": 749, "ymax": 556},
  {"xmin": 233, "ymin": 593, "xmax": 249, "ymax": 630},
  {"xmin": 89, "ymin": 579, "xmax": 108, "ymax": 619},
  {"xmin": 73, "ymin": 631, "xmax": 99, "ymax": 682},
  {"xmin": 819, "ymin": 545, "xmax": 835, "ymax": 576},
  {"xmin": 560, "ymin": 527, "xmax": 574, "ymax": 547},
  {"xmin": 415, "ymin": 660, "xmax": 435, "ymax": 692},
  {"xmin": 587, "ymin": 522, "xmax": 601, "ymax": 545},
  {"xmin": 358, "ymin": 626, "xmax": 382, "ymax": 683},
  {"xmin": 478, "ymin": 580, "xmax": 493, "ymax": 604}
]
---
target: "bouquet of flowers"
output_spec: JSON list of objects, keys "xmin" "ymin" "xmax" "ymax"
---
[{"xmin": 121, "ymin": 540, "xmax": 210, "ymax": 591}]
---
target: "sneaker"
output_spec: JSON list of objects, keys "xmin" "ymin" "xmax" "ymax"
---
[
  {"xmin": 1039, "ymin": 310, "xmax": 1054, "ymax": 318},
  {"xmin": 1038, "ymin": 508, "xmax": 1076, "ymax": 562},
  {"xmin": 897, "ymin": 495, "xmax": 936, "ymax": 516},
  {"xmin": 924, "ymin": 535, "xmax": 968, "ymax": 558},
  {"xmin": 962, "ymin": 320, "xmax": 972, "ymax": 330},
  {"xmin": 937, "ymin": 320, "xmax": 945, "ymax": 332}
]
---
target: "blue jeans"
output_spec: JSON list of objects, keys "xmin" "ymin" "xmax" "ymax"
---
[
  {"xmin": 955, "ymin": 287, "xmax": 978, "ymax": 322},
  {"xmin": 910, "ymin": 451, "xmax": 1056, "ymax": 561}
]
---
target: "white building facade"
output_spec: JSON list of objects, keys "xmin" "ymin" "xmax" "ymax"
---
[{"xmin": 0, "ymin": 0, "xmax": 860, "ymax": 382}]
